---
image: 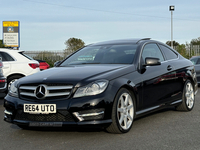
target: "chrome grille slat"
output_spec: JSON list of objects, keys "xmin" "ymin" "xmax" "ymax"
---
[
  {"xmin": 19, "ymin": 86, "xmax": 37, "ymax": 90},
  {"xmin": 46, "ymin": 92, "xmax": 70, "ymax": 97},
  {"xmin": 20, "ymin": 92, "xmax": 35, "ymax": 97},
  {"xmin": 19, "ymin": 84, "xmax": 73, "ymax": 100},
  {"xmin": 47, "ymin": 86, "xmax": 73, "ymax": 90}
]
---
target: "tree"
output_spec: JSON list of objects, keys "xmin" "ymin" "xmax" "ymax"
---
[
  {"xmin": 166, "ymin": 41, "xmax": 180, "ymax": 47},
  {"xmin": 176, "ymin": 44, "xmax": 190, "ymax": 59},
  {"xmin": 190, "ymin": 37, "xmax": 200, "ymax": 45},
  {"xmin": 0, "ymin": 40, "xmax": 5, "ymax": 48},
  {"xmin": 64, "ymin": 38, "xmax": 85, "ymax": 55}
]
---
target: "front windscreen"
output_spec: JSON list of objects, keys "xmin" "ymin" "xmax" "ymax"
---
[{"xmin": 60, "ymin": 44, "xmax": 137, "ymax": 66}]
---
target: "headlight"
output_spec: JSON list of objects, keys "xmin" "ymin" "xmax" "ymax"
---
[
  {"xmin": 74, "ymin": 80, "xmax": 109, "ymax": 98},
  {"xmin": 8, "ymin": 81, "xmax": 18, "ymax": 97}
]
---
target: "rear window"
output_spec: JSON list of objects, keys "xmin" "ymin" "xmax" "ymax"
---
[
  {"xmin": 159, "ymin": 44, "xmax": 178, "ymax": 60},
  {"xmin": 19, "ymin": 52, "xmax": 33, "ymax": 60}
]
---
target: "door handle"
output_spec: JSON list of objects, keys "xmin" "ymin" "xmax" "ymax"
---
[{"xmin": 167, "ymin": 65, "xmax": 173, "ymax": 71}]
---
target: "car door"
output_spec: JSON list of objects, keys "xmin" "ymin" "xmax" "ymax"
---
[
  {"xmin": 0, "ymin": 52, "xmax": 14, "ymax": 77},
  {"xmin": 140, "ymin": 43, "xmax": 177, "ymax": 109},
  {"xmin": 159, "ymin": 44, "xmax": 193, "ymax": 99}
]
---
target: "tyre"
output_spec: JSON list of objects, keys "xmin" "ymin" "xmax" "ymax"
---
[
  {"xmin": 106, "ymin": 88, "xmax": 135, "ymax": 134},
  {"xmin": 176, "ymin": 80, "xmax": 195, "ymax": 111},
  {"xmin": 7, "ymin": 75, "xmax": 23, "ymax": 91}
]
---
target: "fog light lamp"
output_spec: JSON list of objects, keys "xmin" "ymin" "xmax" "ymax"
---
[{"xmin": 73, "ymin": 108, "xmax": 105, "ymax": 122}]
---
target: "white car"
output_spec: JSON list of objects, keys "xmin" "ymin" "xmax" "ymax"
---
[{"xmin": 0, "ymin": 48, "xmax": 40, "ymax": 90}]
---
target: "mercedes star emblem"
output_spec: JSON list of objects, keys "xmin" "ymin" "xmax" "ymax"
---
[{"xmin": 35, "ymin": 84, "xmax": 47, "ymax": 99}]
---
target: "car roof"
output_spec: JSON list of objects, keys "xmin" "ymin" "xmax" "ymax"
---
[
  {"xmin": 0, "ymin": 48, "xmax": 24, "ymax": 53},
  {"xmin": 90, "ymin": 38, "xmax": 151, "ymax": 46},
  {"xmin": 0, "ymin": 48, "xmax": 31, "ymax": 61},
  {"xmin": 190, "ymin": 56, "xmax": 200, "ymax": 59}
]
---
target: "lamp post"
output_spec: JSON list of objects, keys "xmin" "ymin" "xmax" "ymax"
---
[{"xmin": 169, "ymin": 5, "xmax": 175, "ymax": 48}]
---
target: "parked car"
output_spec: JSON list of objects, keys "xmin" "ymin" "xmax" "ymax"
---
[
  {"xmin": 4, "ymin": 38, "xmax": 198, "ymax": 133},
  {"xmin": 0, "ymin": 48, "xmax": 40, "ymax": 90},
  {"xmin": 190, "ymin": 56, "xmax": 200, "ymax": 84},
  {"xmin": 0, "ymin": 59, "xmax": 6, "ymax": 93},
  {"xmin": 35, "ymin": 59, "xmax": 50, "ymax": 70}
]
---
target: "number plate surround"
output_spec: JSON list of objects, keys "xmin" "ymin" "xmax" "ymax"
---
[{"xmin": 24, "ymin": 104, "xmax": 56, "ymax": 114}]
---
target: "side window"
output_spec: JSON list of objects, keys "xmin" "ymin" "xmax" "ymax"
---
[
  {"xmin": 142, "ymin": 43, "xmax": 164, "ymax": 62},
  {"xmin": 0, "ymin": 52, "xmax": 15, "ymax": 61},
  {"xmin": 159, "ymin": 44, "xmax": 178, "ymax": 60},
  {"xmin": 190, "ymin": 58, "xmax": 200, "ymax": 65},
  {"xmin": 197, "ymin": 58, "xmax": 200, "ymax": 65}
]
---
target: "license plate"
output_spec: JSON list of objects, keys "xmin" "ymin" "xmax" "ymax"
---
[{"xmin": 24, "ymin": 104, "xmax": 56, "ymax": 114}]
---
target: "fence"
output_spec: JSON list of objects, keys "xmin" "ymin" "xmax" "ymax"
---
[
  {"xmin": 24, "ymin": 50, "xmax": 72, "ymax": 67},
  {"xmin": 188, "ymin": 45, "xmax": 200, "ymax": 57},
  {"xmin": 174, "ymin": 45, "xmax": 200, "ymax": 58},
  {"xmin": 25, "ymin": 50, "xmax": 66, "ymax": 61}
]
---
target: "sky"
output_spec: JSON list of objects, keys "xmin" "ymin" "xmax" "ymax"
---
[{"xmin": 0, "ymin": 0, "xmax": 200, "ymax": 51}]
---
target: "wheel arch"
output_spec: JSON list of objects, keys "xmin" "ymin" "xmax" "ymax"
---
[
  {"xmin": 186, "ymin": 76, "xmax": 195, "ymax": 88},
  {"xmin": 7, "ymin": 73, "xmax": 25, "ymax": 80},
  {"xmin": 110, "ymin": 78, "xmax": 139, "ymax": 110},
  {"xmin": 182, "ymin": 66, "xmax": 197, "ymax": 94},
  {"xmin": 120, "ymin": 85, "xmax": 138, "ymax": 107}
]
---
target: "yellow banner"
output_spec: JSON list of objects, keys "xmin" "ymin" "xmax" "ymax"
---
[
  {"xmin": 3, "ymin": 21, "xmax": 19, "ymax": 27},
  {"xmin": 5, "ymin": 45, "xmax": 19, "ymax": 47}
]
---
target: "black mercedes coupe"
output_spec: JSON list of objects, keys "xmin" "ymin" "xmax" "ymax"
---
[{"xmin": 4, "ymin": 38, "xmax": 198, "ymax": 133}]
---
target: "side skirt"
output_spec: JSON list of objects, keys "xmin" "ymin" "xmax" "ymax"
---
[{"xmin": 135, "ymin": 99, "xmax": 183, "ymax": 117}]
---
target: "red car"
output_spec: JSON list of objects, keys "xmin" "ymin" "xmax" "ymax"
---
[{"xmin": 36, "ymin": 60, "xmax": 50, "ymax": 70}]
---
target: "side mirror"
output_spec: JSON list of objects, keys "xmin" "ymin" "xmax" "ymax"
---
[
  {"xmin": 143, "ymin": 57, "xmax": 161, "ymax": 66},
  {"xmin": 54, "ymin": 61, "xmax": 61, "ymax": 67}
]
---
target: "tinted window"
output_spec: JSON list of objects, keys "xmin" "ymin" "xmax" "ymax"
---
[
  {"xmin": 19, "ymin": 52, "xmax": 33, "ymax": 60},
  {"xmin": 159, "ymin": 44, "xmax": 178, "ymax": 60},
  {"xmin": 142, "ymin": 43, "xmax": 164, "ymax": 62},
  {"xmin": 0, "ymin": 52, "xmax": 14, "ymax": 61},
  {"xmin": 190, "ymin": 57, "xmax": 200, "ymax": 65},
  {"xmin": 196, "ymin": 58, "xmax": 200, "ymax": 64},
  {"xmin": 60, "ymin": 44, "xmax": 137, "ymax": 66}
]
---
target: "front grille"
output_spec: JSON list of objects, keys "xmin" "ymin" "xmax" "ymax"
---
[
  {"xmin": 15, "ymin": 110, "xmax": 75, "ymax": 122},
  {"xmin": 19, "ymin": 83, "xmax": 73, "ymax": 101}
]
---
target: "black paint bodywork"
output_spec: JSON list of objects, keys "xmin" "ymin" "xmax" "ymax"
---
[{"xmin": 4, "ymin": 39, "xmax": 198, "ymax": 128}]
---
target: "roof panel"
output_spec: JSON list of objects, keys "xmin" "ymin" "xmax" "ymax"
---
[{"xmin": 90, "ymin": 38, "xmax": 151, "ymax": 46}]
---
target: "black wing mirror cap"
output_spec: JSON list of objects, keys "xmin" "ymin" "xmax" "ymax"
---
[
  {"xmin": 54, "ymin": 61, "xmax": 61, "ymax": 67},
  {"xmin": 143, "ymin": 57, "xmax": 161, "ymax": 66}
]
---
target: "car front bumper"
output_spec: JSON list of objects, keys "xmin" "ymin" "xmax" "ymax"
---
[{"xmin": 3, "ymin": 93, "xmax": 114, "ymax": 128}]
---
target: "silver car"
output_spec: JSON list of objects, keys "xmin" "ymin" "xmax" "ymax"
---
[{"xmin": 190, "ymin": 56, "xmax": 200, "ymax": 84}]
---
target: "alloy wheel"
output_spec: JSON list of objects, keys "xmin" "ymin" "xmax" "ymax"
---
[
  {"xmin": 117, "ymin": 92, "xmax": 134, "ymax": 130},
  {"xmin": 185, "ymin": 82, "xmax": 194, "ymax": 109}
]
